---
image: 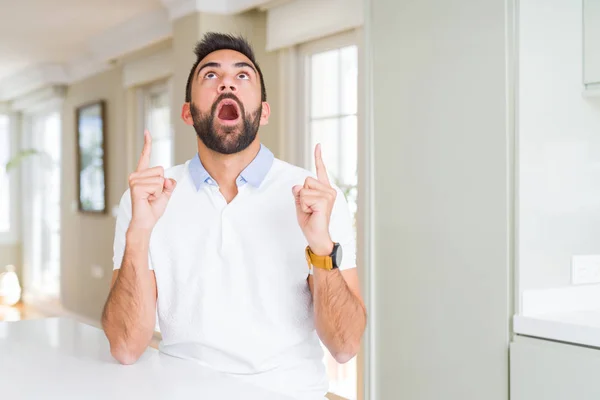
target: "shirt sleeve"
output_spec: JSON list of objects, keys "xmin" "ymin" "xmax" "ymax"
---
[
  {"xmin": 113, "ymin": 190, "xmax": 154, "ymax": 271},
  {"xmin": 329, "ymin": 185, "xmax": 357, "ymax": 271}
]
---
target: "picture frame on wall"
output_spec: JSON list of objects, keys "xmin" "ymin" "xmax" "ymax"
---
[{"xmin": 76, "ymin": 100, "xmax": 107, "ymax": 214}]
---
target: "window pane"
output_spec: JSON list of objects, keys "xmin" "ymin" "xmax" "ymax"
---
[
  {"xmin": 310, "ymin": 118, "xmax": 340, "ymax": 183},
  {"xmin": 0, "ymin": 115, "xmax": 10, "ymax": 232},
  {"xmin": 145, "ymin": 89, "xmax": 172, "ymax": 168},
  {"xmin": 340, "ymin": 116, "xmax": 358, "ymax": 186},
  {"xmin": 340, "ymin": 46, "xmax": 358, "ymax": 115},
  {"xmin": 311, "ymin": 49, "xmax": 340, "ymax": 118},
  {"xmin": 27, "ymin": 112, "xmax": 61, "ymax": 296}
]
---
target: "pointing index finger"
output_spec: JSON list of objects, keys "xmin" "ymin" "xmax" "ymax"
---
[
  {"xmin": 136, "ymin": 130, "xmax": 152, "ymax": 172},
  {"xmin": 314, "ymin": 143, "xmax": 331, "ymax": 186}
]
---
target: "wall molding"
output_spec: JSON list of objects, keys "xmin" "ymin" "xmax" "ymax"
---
[
  {"xmin": 66, "ymin": 55, "xmax": 111, "ymax": 85},
  {"xmin": 160, "ymin": 0, "xmax": 274, "ymax": 19},
  {"xmin": 0, "ymin": 64, "xmax": 68, "ymax": 102},
  {"xmin": 161, "ymin": 0, "xmax": 226, "ymax": 19},
  {"xmin": 226, "ymin": 0, "xmax": 284, "ymax": 14},
  {"xmin": 258, "ymin": 0, "xmax": 292, "ymax": 11},
  {"xmin": 88, "ymin": 8, "xmax": 172, "ymax": 63},
  {"xmin": 10, "ymin": 86, "xmax": 67, "ymax": 114},
  {"xmin": 266, "ymin": 0, "xmax": 363, "ymax": 51},
  {"xmin": 122, "ymin": 48, "xmax": 174, "ymax": 88},
  {"xmin": 0, "ymin": 58, "xmax": 112, "ymax": 101}
]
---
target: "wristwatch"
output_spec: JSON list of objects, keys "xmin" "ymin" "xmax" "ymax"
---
[{"xmin": 305, "ymin": 243, "xmax": 343, "ymax": 271}]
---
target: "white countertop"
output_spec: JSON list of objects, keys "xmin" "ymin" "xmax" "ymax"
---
[
  {"xmin": 514, "ymin": 284, "xmax": 600, "ymax": 349},
  {"xmin": 0, "ymin": 317, "xmax": 295, "ymax": 400},
  {"xmin": 514, "ymin": 309, "xmax": 600, "ymax": 349}
]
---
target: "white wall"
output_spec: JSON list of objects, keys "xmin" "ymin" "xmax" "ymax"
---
[
  {"xmin": 369, "ymin": 0, "xmax": 512, "ymax": 398},
  {"xmin": 519, "ymin": 0, "xmax": 600, "ymax": 291}
]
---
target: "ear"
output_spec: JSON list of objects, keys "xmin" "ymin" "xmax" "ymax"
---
[
  {"xmin": 181, "ymin": 103, "xmax": 194, "ymax": 126},
  {"xmin": 259, "ymin": 101, "xmax": 271, "ymax": 126}
]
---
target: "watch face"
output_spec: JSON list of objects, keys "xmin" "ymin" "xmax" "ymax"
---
[{"xmin": 333, "ymin": 243, "xmax": 343, "ymax": 268}]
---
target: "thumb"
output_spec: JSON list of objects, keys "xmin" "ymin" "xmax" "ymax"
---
[{"xmin": 163, "ymin": 178, "xmax": 177, "ymax": 196}]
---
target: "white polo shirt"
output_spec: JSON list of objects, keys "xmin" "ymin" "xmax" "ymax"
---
[{"xmin": 113, "ymin": 145, "xmax": 356, "ymax": 399}]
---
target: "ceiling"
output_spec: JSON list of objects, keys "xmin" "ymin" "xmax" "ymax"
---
[
  {"xmin": 0, "ymin": 0, "xmax": 164, "ymax": 81},
  {"xmin": 0, "ymin": 0, "xmax": 280, "ymax": 99}
]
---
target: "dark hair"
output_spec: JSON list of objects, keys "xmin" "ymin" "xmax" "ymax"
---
[{"xmin": 185, "ymin": 32, "xmax": 267, "ymax": 103}]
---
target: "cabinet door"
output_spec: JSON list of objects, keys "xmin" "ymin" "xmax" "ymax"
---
[
  {"xmin": 511, "ymin": 336, "xmax": 600, "ymax": 400},
  {"xmin": 584, "ymin": 0, "xmax": 600, "ymax": 85}
]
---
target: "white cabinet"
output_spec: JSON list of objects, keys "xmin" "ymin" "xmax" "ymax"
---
[
  {"xmin": 511, "ymin": 336, "xmax": 600, "ymax": 400},
  {"xmin": 584, "ymin": 0, "xmax": 600, "ymax": 85}
]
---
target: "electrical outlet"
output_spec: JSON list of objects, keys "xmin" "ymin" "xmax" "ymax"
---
[
  {"xmin": 91, "ymin": 265, "xmax": 104, "ymax": 280},
  {"xmin": 571, "ymin": 255, "xmax": 600, "ymax": 285}
]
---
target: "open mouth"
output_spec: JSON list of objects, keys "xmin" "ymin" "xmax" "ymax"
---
[{"xmin": 217, "ymin": 100, "xmax": 240, "ymax": 122}]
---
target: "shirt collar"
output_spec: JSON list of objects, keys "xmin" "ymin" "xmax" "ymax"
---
[{"xmin": 189, "ymin": 144, "xmax": 274, "ymax": 191}]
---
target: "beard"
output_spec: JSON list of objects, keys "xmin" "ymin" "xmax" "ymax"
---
[{"xmin": 190, "ymin": 93, "xmax": 262, "ymax": 155}]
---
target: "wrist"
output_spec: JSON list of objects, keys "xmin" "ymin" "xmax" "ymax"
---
[
  {"xmin": 309, "ymin": 238, "xmax": 335, "ymax": 257},
  {"xmin": 312, "ymin": 265, "xmax": 334, "ymax": 278},
  {"xmin": 126, "ymin": 226, "xmax": 152, "ymax": 244}
]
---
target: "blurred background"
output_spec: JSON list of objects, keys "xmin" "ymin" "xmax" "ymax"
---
[{"xmin": 3, "ymin": 0, "xmax": 600, "ymax": 399}]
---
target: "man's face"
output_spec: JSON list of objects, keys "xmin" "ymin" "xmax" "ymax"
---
[{"xmin": 183, "ymin": 49, "xmax": 269, "ymax": 155}]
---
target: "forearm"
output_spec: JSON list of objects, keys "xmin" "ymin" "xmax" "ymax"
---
[
  {"xmin": 312, "ymin": 268, "xmax": 366, "ymax": 363},
  {"xmin": 102, "ymin": 229, "xmax": 156, "ymax": 364}
]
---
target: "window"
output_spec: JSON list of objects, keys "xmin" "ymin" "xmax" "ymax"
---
[
  {"xmin": 307, "ymin": 45, "xmax": 359, "ymax": 227},
  {"xmin": 300, "ymin": 33, "xmax": 360, "ymax": 400},
  {"xmin": 136, "ymin": 80, "xmax": 172, "ymax": 334},
  {"xmin": 138, "ymin": 81, "xmax": 173, "ymax": 168},
  {"xmin": 0, "ymin": 115, "xmax": 11, "ymax": 234},
  {"xmin": 22, "ymin": 111, "xmax": 61, "ymax": 297}
]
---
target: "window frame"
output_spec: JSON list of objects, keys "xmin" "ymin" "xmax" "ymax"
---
[
  {"xmin": 136, "ymin": 79, "xmax": 174, "ymax": 169},
  {"xmin": 297, "ymin": 30, "xmax": 361, "ymax": 170}
]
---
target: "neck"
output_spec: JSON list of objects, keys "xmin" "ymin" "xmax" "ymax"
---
[{"xmin": 196, "ymin": 138, "xmax": 261, "ymax": 188}]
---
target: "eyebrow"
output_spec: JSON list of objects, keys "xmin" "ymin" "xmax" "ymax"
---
[
  {"xmin": 234, "ymin": 62, "xmax": 257, "ymax": 74},
  {"xmin": 197, "ymin": 61, "xmax": 257, "ymax": 77},
  {"xmin": 197, "ymin": 62, "xmax": 220, "ymax": 76}
]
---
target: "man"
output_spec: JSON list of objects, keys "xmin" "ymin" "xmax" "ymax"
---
[{"xmin": 102, "ymin": 32, "xmax": 367, "ymax": 398}]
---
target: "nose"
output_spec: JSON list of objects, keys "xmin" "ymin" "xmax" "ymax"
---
[{"xmin": 218, "ymin": 76, "xmax": 237, "ymax": 94}]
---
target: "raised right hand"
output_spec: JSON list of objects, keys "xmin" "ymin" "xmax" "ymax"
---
[{"xmin": 128, "ymin": 130, "xmax": 176, "ymax": 232}]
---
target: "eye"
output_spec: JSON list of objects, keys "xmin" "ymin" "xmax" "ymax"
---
[
  {"xmin": 238, "ymin": 72, "xmax": 250, "ymax": 80},
  {"xmin": 204, "ymin": 72, "xmax": 217, "ymax": 79}
]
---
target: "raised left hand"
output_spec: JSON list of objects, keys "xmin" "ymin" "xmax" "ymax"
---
[{"xmin": 293, "ymin": 144, "xmax": 336, "ymax": 256}]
